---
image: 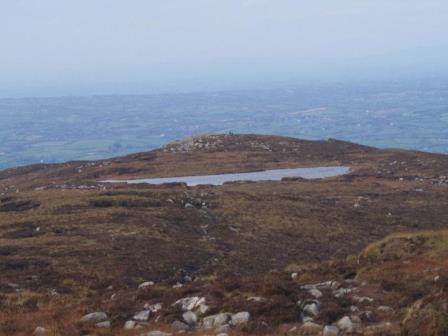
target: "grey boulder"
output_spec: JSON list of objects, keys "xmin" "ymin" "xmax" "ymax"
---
[
  {"xmin": 231, "ymin": 312, "xmax": 250, "ymax": 325},
  {"xmin": 79, "ymin": 312, "xmax": 108, "ymax": 324}
]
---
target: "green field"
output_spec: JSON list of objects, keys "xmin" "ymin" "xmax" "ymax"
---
[{"xmin": 1, "ymin": 78, "xmax": 448, "ymax": 169}]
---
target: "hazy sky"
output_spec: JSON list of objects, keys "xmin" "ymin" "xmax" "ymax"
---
[{"xmin": 1, "ymin": 0, "xmax": 448, "ymax": 96}]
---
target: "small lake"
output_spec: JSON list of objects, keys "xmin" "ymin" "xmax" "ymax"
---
[{"xmin": 104, "ymin": 166, "xmax": 350, "ymax": 186}]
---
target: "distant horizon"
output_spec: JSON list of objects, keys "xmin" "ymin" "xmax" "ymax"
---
[
  {"xmin": 1, "ymin": 67, "xmax": 448, "ymax": 100},
  {"xmin": 1, "ymin": 0, "xmax": 448, "ymax": 98}
]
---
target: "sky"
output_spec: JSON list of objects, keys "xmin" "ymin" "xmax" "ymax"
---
[{"xmin": 1, "ymin": 0, "xmax": 448, "ymax": 97}]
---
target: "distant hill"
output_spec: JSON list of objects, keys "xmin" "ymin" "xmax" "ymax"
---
[
  {"xmin": 1, "ymin": 78, "xmax": 448, "ymax": 170},
  {"xmin": 0, "ymin": 134, "xmax": 448, "ymax": 335}
]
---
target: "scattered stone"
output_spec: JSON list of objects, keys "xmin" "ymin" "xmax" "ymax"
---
[
  {"xmin": 344, "ymin": 279, "xmax": 358, "ymax": 286},
  {"xmin": 360, "ymin": 310, "xmax": 374, "ymax": 321},
  {"xmin": 231, "ymin": 311, "xmax": 250, "ymax": 325},
  {"xmin": 95, "ymin": 321, "xmax": 111, "ymax": 328},
  {"xmin": 144, "ymin": 302, "xmax": 162, "ymax": 313},
  {"xmin": 124, "ymin": 320, "xmax": 137, "ymax": 330},
  {"xmin": 309, "ymin": 288, "xmax": 323, "ymax": 299},
  {"xmin": 33, "ymin": 327, "xmax": 48, "ymax": 336},
  {"xmin": 134, "ymin": 310, "xmax": 151, "ymax": 321},
  {"xmin": 80, "ymin": 312, "xmax": 108, "ymax": 324},
  {"xmin": 336, "ymin": 316, "xmax": 362, "ymax": 333},
  {"xmin": 323, "ymin": 325, "xmax": 339, "ymax": 336},
  {"xmin": 302, "ymin": 316, "xmax": 314, "ymax": 323},
  {"xmin": 330, "ymin": 281, "xmax": 341, "ymax": 289},
  {"xmin": 377, "ymin": 305, "xmax": 393, "ymax": 313},
  {"xmin": 350, "ymin": 305, "xmax": 359, "ymax": 313},
  {"xmin": 353, "ymin": 295, "xmax": 374, "ymax": 304},
  {"xmin": 333, "ymin": 288, "xmax": 352, "ymax": 298},
  {"xmin": 197, "ymin": 303, "xmax": 210, "ymax": 315},
  {"xmin": 303, "ymin": 302, "xmax": 319, "ymax": 317},
  {"xmin": 183, "ymin": 311, "xmax": 198, "ymax": 325},
  {"xmin": 171, "ymin": 320, "xmax": 190, "ymax": 331},
  {"xmin": 302, "ymin": 321, "xmax": 322, "ymax": 333},
  {"xmin": 215, "ymin": 324, "xmax": 230, "ymax": 334},
  {"xmin": 288, "ymin": 326, "xmax": 298, "ymax": 333},
  {"xmin": 202, "ymin": 313, "xmax": 231, "ymax": 329},
  {"xmin": 174, "ymin": 296, "xmax": 205, "ymax": 311},
  {"xmin": 138, "ymin": 281, "xmax": 155, "ymax": 289},
  {"xmin": 202, "ymin": 316, "xmax": 216, "ymax": 329},
  {"xmin": 247, "ymin": 296, "xmax": 265, "ymax": 302},
  {"xmin": 291, "ymin": 272, "xmax": 298, "ymax": 279}
]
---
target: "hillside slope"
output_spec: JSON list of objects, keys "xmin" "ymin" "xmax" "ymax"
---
[{"xmin": 0, "ymin": 134, "xmax": 447, "ymax": 335}]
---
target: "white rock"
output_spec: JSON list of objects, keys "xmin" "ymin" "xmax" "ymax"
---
[
  {"xmin": 361, "ymin": 310, "xmax": 374, "ymax": 321},
  {"xmin": 174, "ymin": 296, "xmax": 204, "ymax": 311},
  {"xmin": 215, "ymin": 324, "xmax": 230, "ymax": 334},
  {"xmin": 350, "ymin": 305, "xmax": 360, "ymax": 313},
  {"xmin": 334, "ymin": 288, "xmax": 352, "ymax": 298},
  {"xmin": 337, "ymin": 316, "xmax": 361, "ymax": 333},
  {"xmin": 302, "ymin": 316, "xmax": 314, "ymax": 323},
  {"xmin": 337, "ymin": 316, "xmax": 353, "ymax": 332},
  {"xmin": 247, "ymin": 296, "xmax": 265, "ymax": 302},
  {"xmin": 171, "ymin": 320, "xmax": 189, "ymax": 331},
  {"xmin": 124, "ymin": 320, "xmax": 137, "ymax": 330},
  {"xmin": 323, "ymin": 325, "xmax": 339, "ymax": 336},
  {"xmin": 138, "ymin": 281, "xmax": 155, "ymax": 289},
  {"xmin": 197, "ymin": 303, "xmax": 210, "ymax": 315},
  {"xmin": 309, "ymin": 288, "xmax": 323, "ymax": 299},
  {"xmin": 182, "ymin": 311, "xmax": 198, "ymax": 325},
  {"xmin": 203, "ymin": 313, "xmax": 231, "ymax": 329},
  {"xmin": 80, "ymin": 312, "xmax": 108, "ymax": 324},
  {"xmin": 303, "ymin": 302, "xmax": 319, "ymax": 317},
  {"xmin": 144, "ymin": 302, "xmax": 162, "ymax": 313},
  {"xmin": 95, "ymin": 321, "xmax": 111, "ymax": 328},
  {"xmin": 134, "ymin": 310, "xmax": 151, "ymax": 321},
  {"xmin": 377, "ymin": 305, "xmax": 393, "ymax": 313},
  {"xmin": 353, "ymin": 295, "xmax": 374, "ymax": 304},
  {"xmin": 33, "ymin": 327, "xmax": 48, "ymax": 336},
  {"xmin": 231, "ymin": 312, "xmax": 250, "ymax": 325}
]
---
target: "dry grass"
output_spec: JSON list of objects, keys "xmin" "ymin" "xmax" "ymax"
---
[{"xmin": 1, "ymin": 134, "xmax": 448, "ymax": 335}]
